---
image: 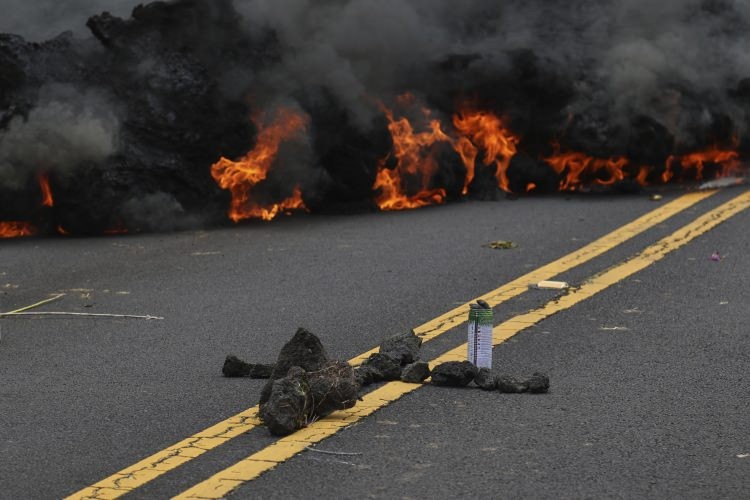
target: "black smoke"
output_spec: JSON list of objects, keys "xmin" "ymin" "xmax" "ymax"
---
[{"xmin": 1, "ymin": 0, "xmax": 748, "ymax": 234}]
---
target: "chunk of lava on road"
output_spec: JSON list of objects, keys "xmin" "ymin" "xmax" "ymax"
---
[
  {"xmin": 379, "ymin": 331, "xmax": 422, "ymax": 365},
  {"xmin": 474, "ymin": 367, "xmax": 497, "ymax": 390},
  {"xmin": 400, "ymin": 361, "xmax": 431, "ymax": 383},
  {"xmin": 307, "ymin": 361, "xmax": 359, "ymax": 417},
  {"xmin": 259, "ymin": 367, "xmax": 311, "ymax": 436},
  {"xmin": 526, "ymin": 372, "xmax": 550, "ymax": 393},
  {"xmin": 259, "ymin": 328, "xmax": 329, "ymax": 405},
  {"xmin": 361, "ymin": 352, "xmax": 403, "ymax": 382},
  {"xmin": 354, "ymin": 365, "xmax": 376, "ymax": 388},
  {"xmin": 221, "ymin": 355, "xmax": 274, "ymax": 378},
  {"xmin": 259, "ymin": 362, "xmax": 359, "ymax": 436},
  {"xmin": 430, "ymin": 361, "xmax": 478, "ymax": 387},
  {"xmin": 495, "ymin": 375, "xmax": 529, "ymax": 393}
]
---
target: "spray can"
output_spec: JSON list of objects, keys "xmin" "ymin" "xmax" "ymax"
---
[{"xmin": 468, "ymin": 301, "xmax": 493, "ymax": 368}]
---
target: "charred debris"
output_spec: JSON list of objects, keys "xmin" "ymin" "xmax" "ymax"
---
[{"xmin": 225, "ymin": 328, "xmax": 549, "ymax": 436}]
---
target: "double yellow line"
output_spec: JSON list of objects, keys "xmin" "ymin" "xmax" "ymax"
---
[{"xmin": 69, "ymin": 189, "xmax": 750, "ymax": 499}]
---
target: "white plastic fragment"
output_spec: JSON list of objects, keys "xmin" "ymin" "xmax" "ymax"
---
[{"xmin": 532, "ymin": 280, "xmax": 569, "ymax": 290}]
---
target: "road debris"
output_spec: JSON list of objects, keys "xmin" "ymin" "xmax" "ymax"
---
[
  {"xmin": 533, "ymin": 280, "xmax": 570, "ymax": 290},
  {"xmin": 1, "ymin": 312, "xmax": 164, "ymax": 320},
  {"xmin": 304, "ymin": 447, "xmax": 363, "ymax": 456},
  {"xmin": 526, "ymin": 372, "xmax": 551, "ymax": 393},
  {"xmin": 468, "ymin": 302, "xmax": 493, "ymax": 368},
  {"xmin": 0, "ymin": 294, "xmax": 65, "ymax": 317},
  {"xmin": 474, "ymin": 367, "xmax": 496, "ymax": 390},
  {"xmin": 431, "ymin": 361, "xmax": 478, "ymax": 387},
  {"xmin": 710, "ymin": 250, "xmax": 721, "ymax": 261},
  {"xmin": 495, "ymin": 375, "xmax": 529, "ymax": 393},
  {"xmin": 379, "ymin": 331, "xmax": 422, "ymax": 365},
  {"xmin": 400, "ymin": 361, "xmax": 431, "ymax": 383},
  {"xmin": 255, "ymin": 329, "xmax": 361, "ymax": 436},
  {"xmin": 483, "ymin": 240, "xmax": 518, "ymax": 250},
  {"xmin": 650, "ymin": 194, "xmax": 663, "ymax": 201},
  {"xmin": 238, "ymin": 325, "xmax": 550, "ymax": 437},
  {"xmin": 222, "ymin": 356, "xmax": 274, "ymax": 378},
  {"xmin": 0, "ymin": 293, "xmax": 162, "ymax": 320},
  {"xmin": 259, "ymin": 328, "xmax": 329, "ymax": 405},
  {"xmin": 361, "ymin": 353, "xmax": 402, "ymax": 382}
]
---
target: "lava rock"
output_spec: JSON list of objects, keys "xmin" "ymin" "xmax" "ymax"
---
[
  {"xmin": 361, "ymin": 352, "xmax": 402, "ymax": 381},
  {"xmin": 495, "ymin": 375, "xmax": 529, "ymax": 393},
  {"xmin": 400, "ymin": 361, "xmax": 431, "ymax": 384},
  {"xmin": 525, "ymin": 372, "xmax": 550, "ymax": 393},
  {"xmin": 353, "ymin": 365, "xmax": 376, "ymax": 388},
  {"xmin": 258, "ymin": 367, "xmax": 311, "ymax": 436},
  {"xmin": 379, "ymin": 331, "xmax": 422, "ymax": 365},
  {"xmin": 474, "ymin": 368, "xmax": 496, "ymax": 390},
  {"xmin": 259, "ymin": 328, "xmax": 329, "ymax": 405},
  {"xmin": 307, "ymin": 361, "xmax": 359, "ymax": 417},
  {"xmin": 430, "ymin": 361, "xmax": 478, "ymax": 387},
  {"xmin": 221, "ymin": 355, "xmax": 274, "ymax": 378}
]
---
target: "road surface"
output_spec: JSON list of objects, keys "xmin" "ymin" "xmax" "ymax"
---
[{"xmin": 1, "ymin": 187, "xmax": 748, "ymax": 499}]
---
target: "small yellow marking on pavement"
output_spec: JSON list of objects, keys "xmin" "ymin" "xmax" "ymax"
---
[
  {"xmin": 66, "ymin": 190, "xmax": 715, "ymax": 499},
  {"xmin": 175, "ymin": 190, "xmax": 750, "ymax": 499}
]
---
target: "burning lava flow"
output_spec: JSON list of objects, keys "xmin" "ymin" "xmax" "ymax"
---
[
  {"xmin": 1, "ymin": 107, "xmax": 744, "ymax": 238},
  {"xmin": 373, "ymin": 102, "xmax": 521, "ymax": 211},
  {"xmin": 211, "ymin": 107, "xmax": 309, "ymax": 222},
  {"xmin": 453, "ymin": 110, "xmax": 520, "ymax": 194},
  {"xmin": 371, "ymin": 101, "xmax": 742, "ymax": 211},
  {"xmin": 373, "ymin": 106, "xmax": 450, "ymax": 211},
  {"xmin": 0, "ymin": 174, "xmax": 54, "ymax": 238}
]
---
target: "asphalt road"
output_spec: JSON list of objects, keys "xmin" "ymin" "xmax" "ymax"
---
[{"xmin": 1, "ymin": 187, "xmax": 748, "ymax": 499}]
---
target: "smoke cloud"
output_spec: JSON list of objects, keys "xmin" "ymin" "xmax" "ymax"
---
[
  {"xmin": 0, "ymin": 0, "xmax": 133, "ymax": 41},
  {"xmin": 1, "ymin": 0, "xmax": 749, "ymax": 233},
  {"xmin": 0, "ymin": 84, "xmax": 120, "ymax": 190}
]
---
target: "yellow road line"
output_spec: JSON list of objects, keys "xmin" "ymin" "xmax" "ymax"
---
[
  {"xmin": 175, "ymin": 189, "xmax": 750, "ymax": 500},
  {"xmin": 66, "ymin": 190, "xmax": 714, "ymax": 500}
]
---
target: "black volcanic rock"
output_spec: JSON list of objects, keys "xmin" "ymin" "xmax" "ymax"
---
[
  {"xmin": 259, "ymin": 328, "xmax": 329, "ymax": 405},
  {"xmin": 353, "ymin": 365, "xmax": 376, "ymax": 388},
  {"xmin": 258, "ymin": 366, "xmax": 311, "ymax": 436},
  {"xmin": 430, "ymin": 361, "xmax": 478, "ymax": 387},
  {"xmin": 379, "ymin": 331, "xmax": 422, "ymax": 366},
  {"xmin": 221, "ymin": 355, "xmax": 274, "ymax": 379},
  {"xmin": 525, "ymin": 372, "xmax": 550, "ymax": 394},
  {"xmin": 307, "ymin": 361, "xmax": 359, "ymax": 418},
  {"xmin": 495, "ymin": 375, "xmax": 529, "ymax": 393},
  {"xmin": 400, "ymin": 361, "xmax": 431, "ymax": 384},
  {"xmin": 361, "ymin": 353, "xmax": 402, "ymax": 382},
  {"xmin": 474, "ymin": 368, "xmax": 497, "ymax": 390}
]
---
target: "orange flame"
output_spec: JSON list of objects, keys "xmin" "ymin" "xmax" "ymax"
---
[
  {"xmin": 373, "ymin": 105, "xmax": 448, "ymax": 211},
  {"xmin": 0, "ymin": 222, "xmax": 36, "ymax": 238},
  {"xmin": 37, "ymin": 173, "xmax": 54, "ymax": 207},
  {"xmin": 211, "ymin": 107, "xmax": 309, "ymax": 222},
  {"xmin": 544, "ymin": 147, "xmax": 630, "ymax": 191},
  {"xmin": 666, "ymin": 147, "xmax": 741, "ymax": 182},
  {"xmin": 452, "ymin": 111, "xmax": 519, "ymax": 193},
  {"xmin": 238, "ymin": 186, "xmax": 307, "ymax": 222}
]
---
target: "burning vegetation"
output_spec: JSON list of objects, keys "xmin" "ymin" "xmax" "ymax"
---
[{"xmin": 1, "ymin": 0, "xmax": 749, "ymax": 237}]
